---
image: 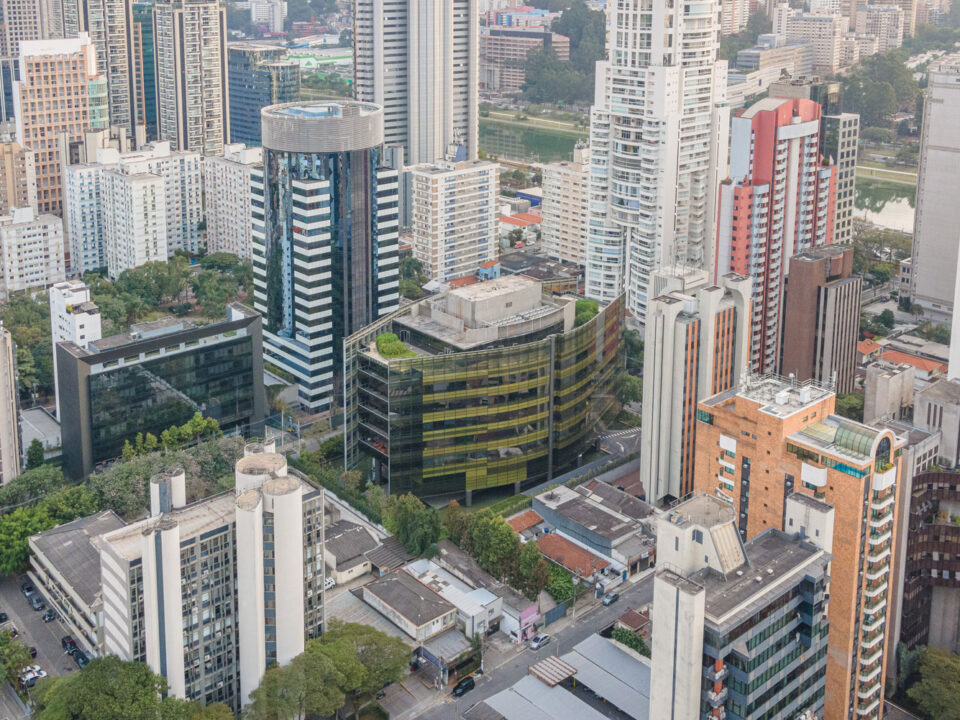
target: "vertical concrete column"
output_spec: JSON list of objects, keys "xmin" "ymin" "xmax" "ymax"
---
[
  {"xmin": 141, "ymin": 518, "xmax": 186, "ymax": 698},
  {"xmin": 263, "ymin": 476, "xmax": 305, "ymax": 666},
  {"xmin": 236, "ymin": 489, "xmax": 266, "ymax": 704}
]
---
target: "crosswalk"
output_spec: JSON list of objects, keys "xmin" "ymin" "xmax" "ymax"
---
[{"xmin": 600, "ymin": 428, "xmax": 640, "ymax": 439}]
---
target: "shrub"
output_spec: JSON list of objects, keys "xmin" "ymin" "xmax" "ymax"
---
[
  {"xmin": 574, "ymin": 299, "xmax": 599, "ymax": 327},
  {"xmin": 612, "ymin": 627, "xmax": 650, "ymax": 657},
  {"xmin": 375, "ymin": 333, "xmax": 416, "ymax": 359}
]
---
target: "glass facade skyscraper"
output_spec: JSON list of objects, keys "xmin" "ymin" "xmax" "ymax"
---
[
  {"xmin": 228, "ymin": 44, "xmax": 300, "ymax": 146},
  {"xmin": 253, "ymin": 102, "xmax": 400, "ymax": 412}
]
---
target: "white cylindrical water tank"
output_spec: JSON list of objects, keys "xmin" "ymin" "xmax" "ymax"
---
[
  {"xmin": 235, "ymin": 453, "xmax": 287, "ymax": 495},
  {"xmin": 141, "ymin": 518, "xmax": 186, "ymax": 698},
  {"xmin": 149, "ymin": 466, "xmax": 187, "ymax": 516}
]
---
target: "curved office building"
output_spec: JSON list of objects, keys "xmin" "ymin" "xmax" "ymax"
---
[
  {"xmin": 344, "ymin": 276, "xmax": 625, "ymax": 503},
  {"xmin": 253, "ymin": 102, "xmax": 401, "ymax": 412}
]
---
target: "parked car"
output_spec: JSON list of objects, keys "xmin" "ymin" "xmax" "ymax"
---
[
  {"xmin": 61, "ymin": 636, "xmax": 77, "ymax": 653},
  {"xmin": 42, "ymin": 608, "xmax": 57, "ymax": 623},
  {"xmin": 0, "ymin": 612, "xmax": 7, "ymax": 623},
  {"xmin": 28, "ymin": 647, "xmax": 37, "ymax": 658},
  {"xmin": 20, "ymin": 582, "xmax": 34, "ymax": 598},
  {"xmin": 29, "ymin": 595, "xmax": 45, "ymax": 611},
  {"xmin": 529, "ymin": 633, "xmax": 551, "ymax": 650},
  {"xmin": 602, "ymin": 592, "xmax": 620, "ymax": 606},
  {"xmin": 453, "ymin": 676, "xmax": 475, "ymax": 697},
  {"xmin": 71, "ymin": 649, "xmax": 90, "ymax": 669},
  {"xmin": 324, "ymin": 576, "xmax": 336, "ymax": 591}
]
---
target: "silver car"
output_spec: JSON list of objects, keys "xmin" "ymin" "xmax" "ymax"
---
[{"xmin": 529, "ymin": 633, "xmax": 551, "ymax": 650}]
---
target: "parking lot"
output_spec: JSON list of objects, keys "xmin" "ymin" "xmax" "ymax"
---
[{"xmin": 0, "ymin": 574, "xmax": 78, "ymax": 680}]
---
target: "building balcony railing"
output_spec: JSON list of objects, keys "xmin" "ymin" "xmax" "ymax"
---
[
  {"xmin": 703, "ymin": 664, "xmax": 729, "ymax": 683},
  {"xmin": 857, "ymin": 697, "xmax": 881, "ymax": 717},
  {"xmin": 859, "ymin": 647, "xmax": 883, "ymax": 666},
  {"xmin": 704, "ymin": 687, "xmax": 728, "ymax": 708}
]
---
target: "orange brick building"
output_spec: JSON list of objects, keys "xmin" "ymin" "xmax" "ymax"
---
[{"xmin": 694, "ymin": 374, "xmax": 901, "ymax": 720}]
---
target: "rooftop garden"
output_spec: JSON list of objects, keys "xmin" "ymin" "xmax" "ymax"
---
[{"xmin": 375, "ymin": 333, "xmax": 416, "ymax": 359}]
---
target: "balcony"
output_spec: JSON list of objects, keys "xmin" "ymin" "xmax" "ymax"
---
[
  {"xmin": 859, "ymin": 647, "xmax": 883, "ymax": 666},
  {"xmin": 703, "ymin": 664, "xmax": 729, "ymax": 683},
  {"xmin": 864, "ymin": 580, "xmax": 888, "ymax": 599},
  {"xmin": 857, "ymin": 697, "xmax": 881, "ymax": 717},
  {"xmin": 704, "ymin": 687, "xmax": 728, "ymax": 707}
]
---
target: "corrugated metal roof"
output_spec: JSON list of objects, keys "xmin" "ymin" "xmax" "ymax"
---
[
  {"xmin": 561, "ymin": 635, "xmax": 651, "ymax": 720},
  {"xmin": 528, "ymin": 656, "xmax": 577, "ymax": 686}
]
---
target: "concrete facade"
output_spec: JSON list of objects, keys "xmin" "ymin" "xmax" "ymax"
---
[
  {"xmin": 0, "ymin": 328, "xmax": 19, "ymax": 485},
  {"xmin": 49, "ymin": 280, "xmax": 101, "ymax": 420},
  {"xmin": 781, "ymin": 245, "xmax": 861, "ymax": 393},
  {"xmin": 540, "ymin": 145, "xmax": 589, "ymax": 267},
  {"xmin": 0, "ymin": 207, "xmax": 65, "ymax": 298},
  {"xmin": 203, "ymin": 143, "xmax": 261, "ymax": 259}
]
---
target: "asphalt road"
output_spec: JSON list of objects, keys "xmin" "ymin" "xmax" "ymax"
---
[
  {"xmin": 417, "ymin": 572, "xmax": 655, "ymax": 720},
  {"xmin": 599, "ymin": 427, "xmax": 641, "ymax": 456}
]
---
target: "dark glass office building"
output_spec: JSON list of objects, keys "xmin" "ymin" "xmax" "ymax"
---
[
  {"xmin": 57, "ymin": 304, "xmax": 266, "ymax": 479},
  {"xmin": 134, "ymin": 3, "xmax": 158, "ymax": 140},
  {"xmin": 228, "ymin": 44, "xmax": 300, "ymax": 145},
  {"xmin": 344, "ymin": 277, "xmax": 624, "ymax": 503},
  {"xmin": 252, "ymin": 102, "xmax": 400, "ymax": 412}
]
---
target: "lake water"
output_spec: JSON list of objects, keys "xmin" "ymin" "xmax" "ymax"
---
[
  {"xmin": 853, "ymin": 180, "xmax": 916, "ymax": 233},
  {"xmin": 479, "ymin": 120, "xmax": 586, "ymax": 163}
]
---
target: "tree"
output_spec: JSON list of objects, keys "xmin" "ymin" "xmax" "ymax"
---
[
  {"xmin": 546, "ymin": 564, "xmax": 577, "ymax": 604},
  {"xmin": 574, "ymin": 299, "xmax": 599, "ymax": 327},
  {"xmin": 443, "ymin": 500, "xmax": 473, "ymax": 547},
  {"xmin": 615, "ymin": 372, "xmax": 643, "ymax": 405},
  {"xmin": 624, "ymin": 329, "xmax": 643, "ymax": 374},
  {"xmin": 314, "ymin": 622, "xmax": 409, "ymax": 719},
  {"xmin": 245, "ymin": 651, "xmax": 345, "ymax": 719},
  {"xmin": 0, "ymin": 629, "xmax": 33, "ymax": 687},
  {"xmin": 878, "ymin": 308, "xmax": 896, "ymax": 328},
  {"xmin": 32, "ymin": 657, "xmax": 169, "ymax": 720},
  {"xmin": 16, "ymin": 346, "xmax": 38, "ymax": 398},
  {"xmin": 611, "ymin": 627, "xmax": 650, "ymax": 657},
  {"xmin": 399, "ymin": 278, "xmax": 422, "ymax": 300},
  {"xmin": 26, "ymin": 438, "xmax": 44, "ymax": 469},
  {"xmin": 470, "ymin": 510, "xmax": 520, "ymax": 580},
  {"xmin": 516, "ymin": 540, "xmax": 550, "ymax": 601},
  {"xmin": 508, "ymin": 228, "xmax": 525, "ymax": 247},
  {"xmin": 383, "ymin": 493, "xmax": 439, "ymax": 555},
  {"xmin": 835, "ymin": 392, "xmax": 865, "ymax": 422},
  {"xmin": 907, "ymin": 647, "xmax": 960, "ymax": 720}
]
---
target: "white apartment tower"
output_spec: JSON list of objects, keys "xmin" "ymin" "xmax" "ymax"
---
[
  {"xmin": 102, "ymin": 171, "xmax": 167, "ymax": 278},
  {"xmin": 410, "ymin": 159, "xmax": 499, "ymax": 282},
  {"xmin": 204, "ymin": 143, "xmax": 262, "ymax": 260},
  {"xmin": 86, "ymin": 0, "xmax": 143, "ymax": 137},
  {"xmin": 855, "ymin": 4, "xmax": 904, "ymax": 52},
  {"xmin": 910, "ymin": 53, "xmax": 960, "ymax": 321},
  {"xmin": 49, "ymin": 280, "xmax": 101, "ymax": 420},
  {"xmin": 354, "ymin": 0, "xmax": 479, "ymax": 164},
  {"xmin": 63, "ymin": 142, "xmax": 204, "ymax": 277},
  {"xmin": 541, "ymin": 144, "xmax": 589, "ymax": 267},
  {"xmin": 154, "ymin": 0, "xmax": 229, "ymax": 154},
  {"xmin": 0, "ymin": 327, "xmax": 19, "ymax": 486},
  {"xmin": 97, "ymin": 449, "xmax": 326, "ymax": 710},
  {"xmin": 0, "ymin": 208, "xmax": 65, "ymax": 299},
  {"xmin": 585, "ymin": 0, "xmax": 729, "ymax": 323}
]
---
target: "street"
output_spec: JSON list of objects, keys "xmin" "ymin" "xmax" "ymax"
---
[
  {"xmin": 598, "ymin": 427, "xmax": 641, "ymax": 456},
  {"xmin": 394, "ymin": 571, "xmax": 655, "ymax": 720}
]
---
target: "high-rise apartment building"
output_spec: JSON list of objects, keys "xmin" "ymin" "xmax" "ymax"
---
[
  {"xmin": 154, "ymin": 0, "xmax": 229, "ymax": 154},
  {"xmin": 721, "ymin": 0, "xmax": 751, "ymax": 35},
  {"xmin": 0, "ymin": 0, "xmax": 42, "ymax": 57},
  {"xmin": 14, "ymin": 34, "xmax": 107, "ymax": 218},
  {"xmin": 769, "ymin": 78, "xmax": 860, "ymax": 244},
  {"xmin": 716, "ymin": 96, "xmax": 837, "ymax": 374},
  {"xmin": 855, "ymin": 4, "xmax": 904, "ymax": 51},
  {"xmin": 640, "ymin": 272, "xmax": 752, "ymax": 504},
  {"xmin": 204, "ymin": 143, "xmax": 261, "ymax": 259},
  {"xmin": 0, "ymin": 207, "xmax": 65, "ymax": 299},
  {"xmin": 479, "ymin": 26, "xmax": 569, "ymax": 94},
  {"xmin": 49, "ymin": 280, "xmax": 102, "ymax": 420},
  {"xmin": 892, "ymin": 0, "xmax": 917, "ymax": 36},
  {"xmin": 651, "ymin": 493, "xmax": 833, "ymax": 719},
  {"xmin": 253, "ymin": 102, "xmax": 400, "ymax": 412},
  {"xmin": 781, "ymin": 246, "xmax": 861, "ymax": 393},
  {"xmin": 133, "ymin": 2, "xmax": 157, "ymax": 139},
  {"xmin": 910, "ymin": 53, "xmax": 960, "ymax": 321},
  {"xmin": 63, "ymin": 142, "xmax": 204, "ymax": 276},
  {"xmin": 694, "ymin": 375, "xmax": 901, "ymax": 720},
  {"xmin": 102, "ymin": 169, "xmax": 167, "ymax": 278},
  {"xmin": 249, "ymin": 0, "xmax": 285, "ymax": 32},
  {"xmin": 354, "ymin": 0, "xmax": 478, "ymax": 164},
  {"xmin": 0, "ymin": 327, "xmax": 19, "ymax": 485},
  {"xmin": 410, "ymin": 159, "xmax": 499, "ymax": 282},
  {"xmin": 585, "ymin": 0, "xmax": 729, "ymax": 323},
  {"xmin": 0, "ymin": 142, "xmax": 36, "ymax": 215},
  {"xmin": 93, "ymin": 449, "xmax": 325, "ymax": 709},
  {"xmin": 86, "ymin": 0, "xmax": 145, "ymax": 138},
  {"xmin": 784, "ymin": 14, "xmax": 846, "ymax": 73},
  {"xmin": 541, "ymin": 144, "xmax": 588, "ymax": 267},
  {"xmin": 227, "ymin": 43, "xmax": 300, "ymax": 146}
]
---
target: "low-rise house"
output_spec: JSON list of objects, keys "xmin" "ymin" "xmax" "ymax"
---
[
  {"xmin": 323, "ymin": 519, "xmax": 379, "ymax": 585},
  {"xmin": 434, "ymin": 539, "xmax": 539, "ymax": 642},
  {"xmin": 533, "ymin": 482, "xmax": 656, "ymax": 576},
  {"xmin": 405, "ymin": 559, "xmax": 502, "ymax": 637},
  {"xmin": 362, "ymin": 570, "xmax": 457, "ymax": 642}
]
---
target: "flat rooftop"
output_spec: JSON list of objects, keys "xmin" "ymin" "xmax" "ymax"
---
[
  {"xmin": 31, "ymin": 511, "xmax": 126, "ymax": 608},
  {"xmin": 703, "ymin": 373, "xmax": 834, "ymax": 418},
  {"xmin": 89, "ymin": 316, "xmax": 195, "ymax": 352},
  {"xmin": 662, "ymin": 494, "xmax": 736, "ymax": 530},
  {"xmin": 695, "ymin": 530, "xmax": 825, "ymax": 629},
  {"xmin": 363, "ymin": 570, "xmax": 455, "ymax": 626},
  {"xmin": 791, "ymin": 414, "xmax": 888, "ymax": 464}
]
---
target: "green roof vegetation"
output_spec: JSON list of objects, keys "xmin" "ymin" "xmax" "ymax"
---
[
  {"xmin": 375, "ymin": 333, "xmax": 416, "ymax": 359},
  {"xmin": 574, "ymin": 299, "xmax": 599, "ymax": 327}
]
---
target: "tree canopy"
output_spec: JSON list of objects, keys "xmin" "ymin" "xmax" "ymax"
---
[
  {"xmin": 840, "ymin": 50, "xmax": 920, "ymax": 128},
  {"xmin": 383, "ymin": 493, "xmax": 440, "ymax": 555},
  {"xmin": 907, "ymin": 647, "xmax": 960, "ymax": 720}
]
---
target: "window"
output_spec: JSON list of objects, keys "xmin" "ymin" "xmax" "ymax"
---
[{"xmin": 693, "ymin": 529, "xmax": 703, "ymax": 544}]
